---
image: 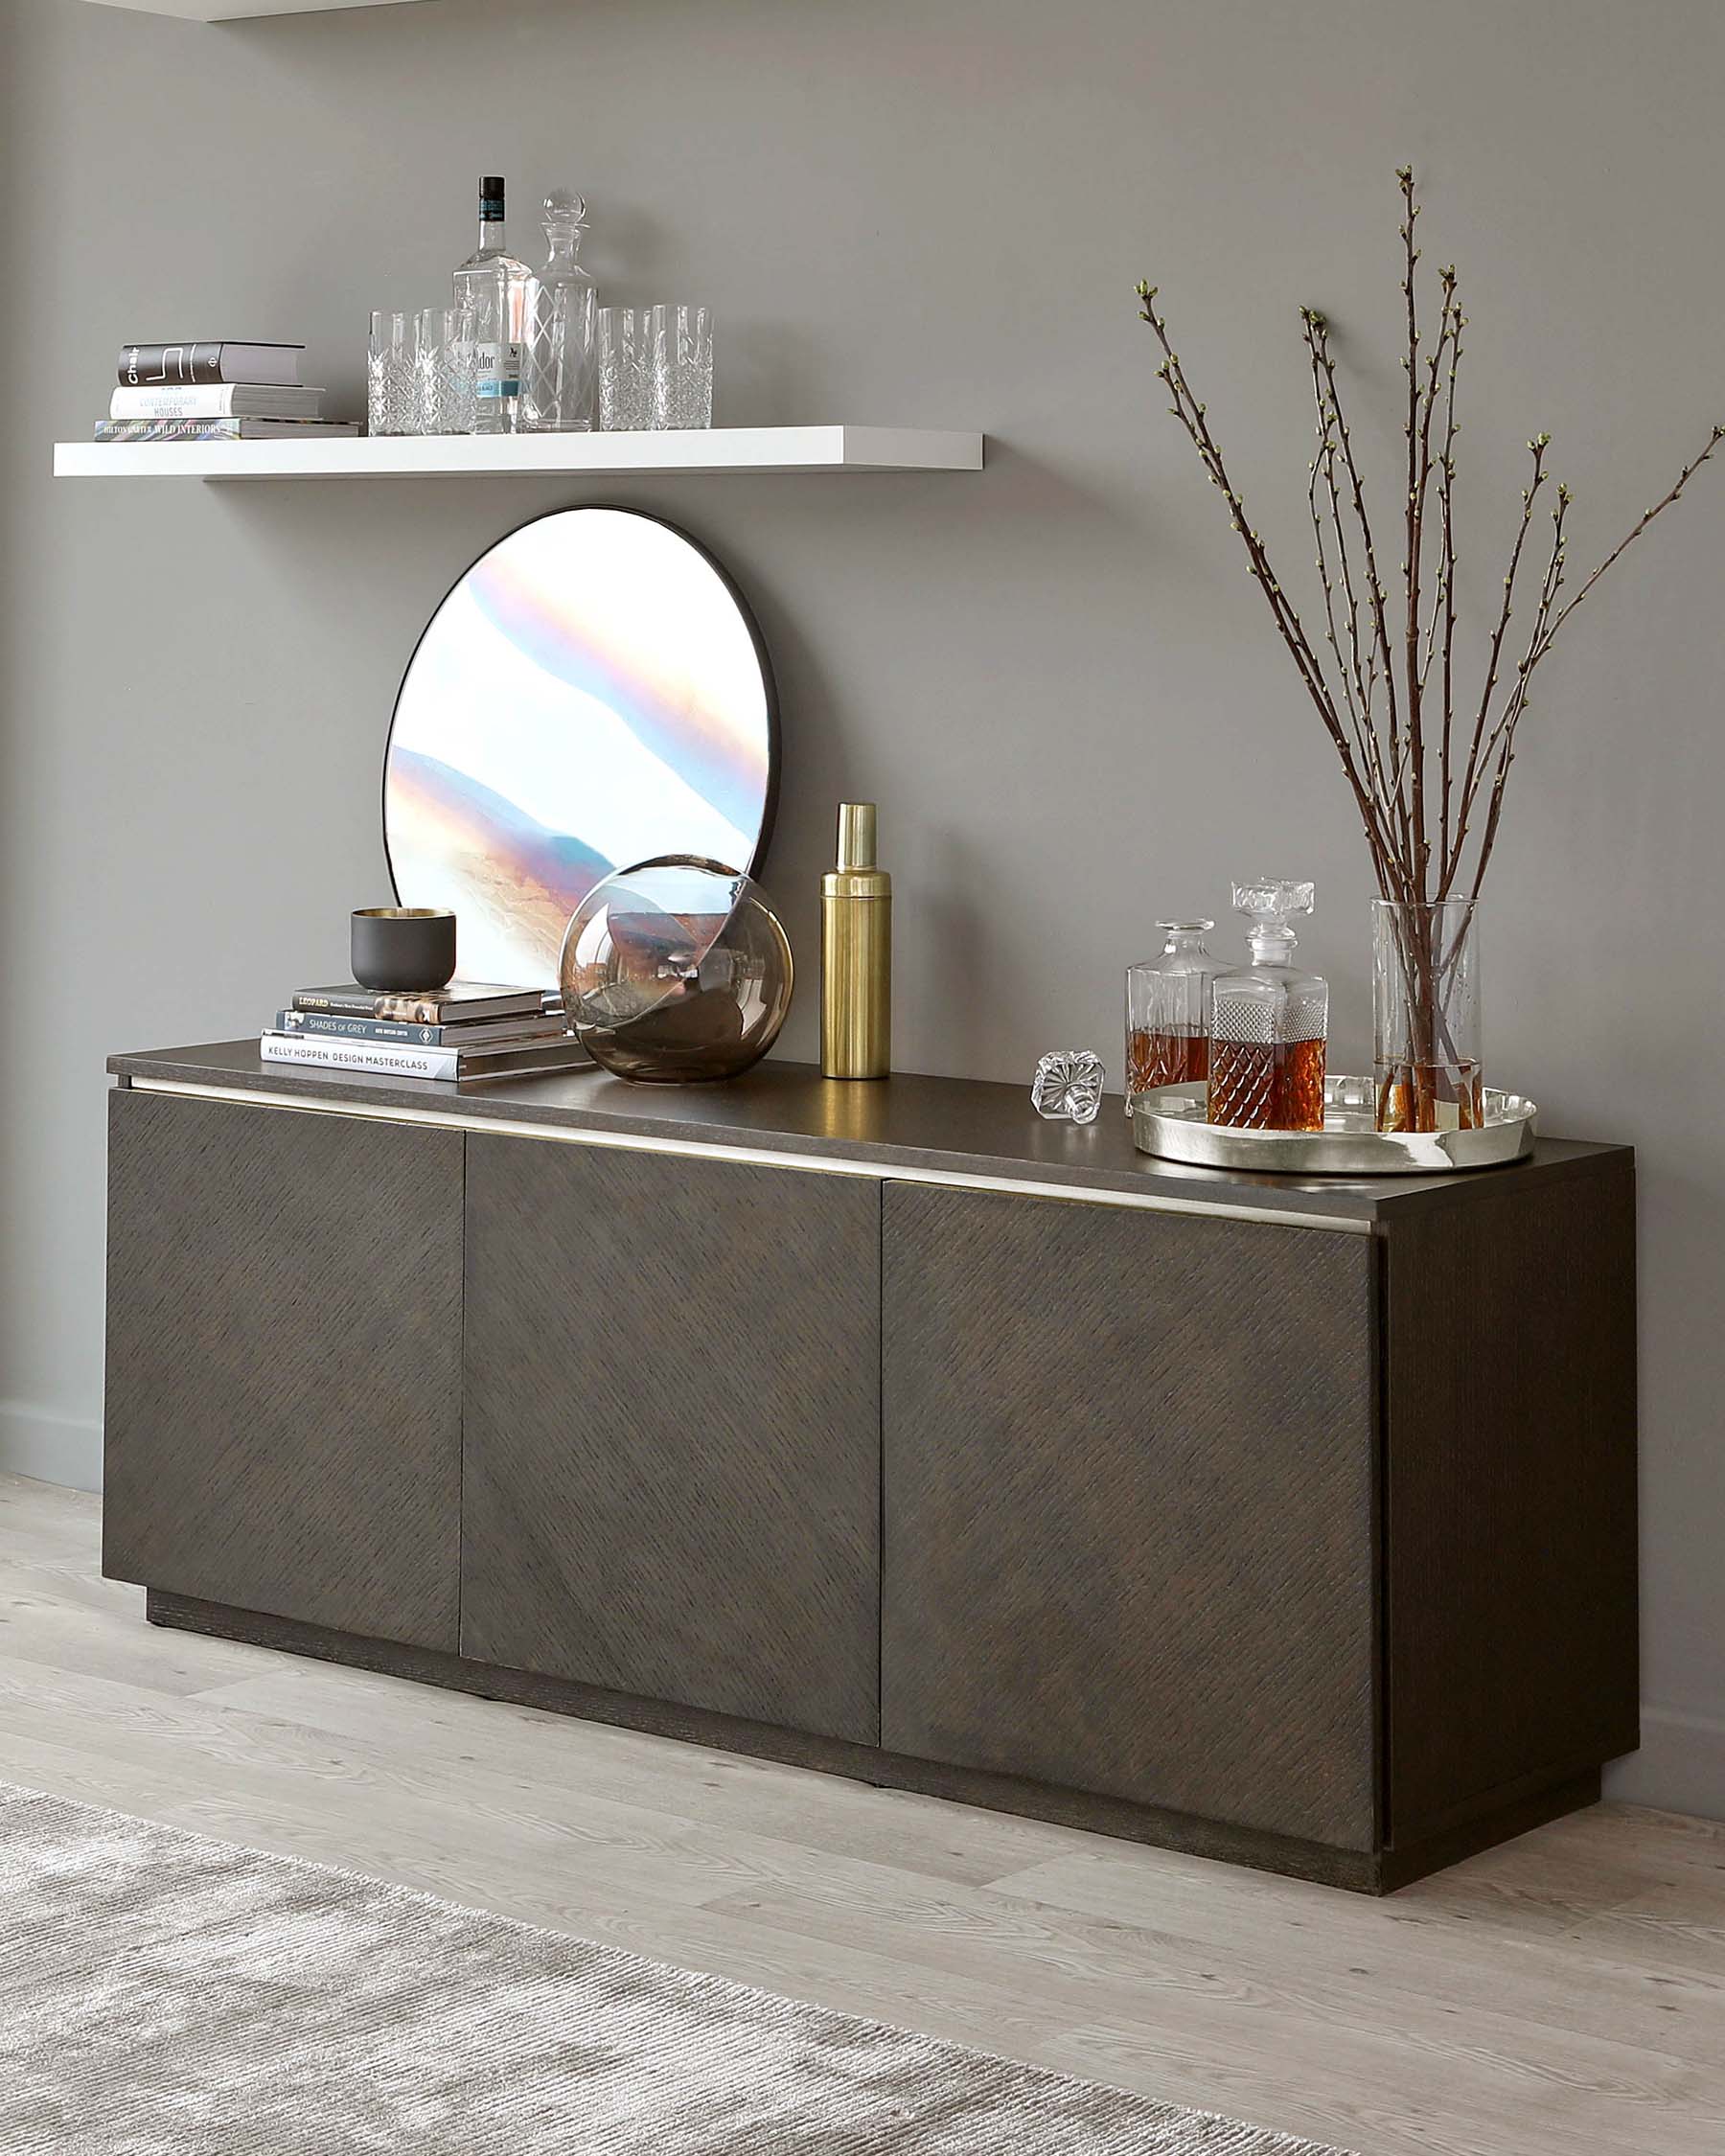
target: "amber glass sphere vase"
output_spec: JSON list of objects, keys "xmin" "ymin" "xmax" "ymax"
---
[{"xmin": 559, "ymin": 855, "xmax": 794, "ymax": 1083}]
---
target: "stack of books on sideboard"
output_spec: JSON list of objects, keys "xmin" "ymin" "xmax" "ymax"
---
[
  {"xmin": 96, "ymin": 340, "xmax": 358, "ymax": 442},
  {"xmin": 262, "ymin": 982, "xmax": 587, "ymax": 1083}
]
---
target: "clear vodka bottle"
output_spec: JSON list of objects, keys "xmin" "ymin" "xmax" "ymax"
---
[{"xmin": 453, "ymin": 176, "xmax": 531, "ymax": 435}]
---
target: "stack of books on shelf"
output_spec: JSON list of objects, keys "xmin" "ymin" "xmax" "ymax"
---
[
  {"xmin": 96, "ymin": 341, "xmax": 358, "ymax": 443},
  {"xmin": 262, "ymin": 982, "xmax": 587, "ymax": 1083}
]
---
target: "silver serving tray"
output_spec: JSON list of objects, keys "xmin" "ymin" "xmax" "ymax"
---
[{"xmin": 1132, "ymin": 1075, "xmax": 1536, "ymax": 1177}]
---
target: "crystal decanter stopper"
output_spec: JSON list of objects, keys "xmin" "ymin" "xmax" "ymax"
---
[
  {"xmin": 1207, "ymin": 879, "xmax": 1328, "ymax": 1132},
  {"xmin": 520, "ymin": 189, "xmax": 597, "ymax": 433},
  {"xmin": 1031, "ymin": 1050, "xmax": 1107, "ymax": 1124}
]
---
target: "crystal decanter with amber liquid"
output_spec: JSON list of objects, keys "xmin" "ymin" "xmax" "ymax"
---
[
  {"xmin": 1125, "ymin": 921, "xmax": 1216, "ymax": 1116},
  {"xmin": 1208, "ymin": 879, "xmax": 1328, "ymax": 1132}
]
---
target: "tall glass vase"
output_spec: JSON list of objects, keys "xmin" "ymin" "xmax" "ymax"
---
[{"xmin": 1373, "ymin": 899, "xmax": 1482, "ymax": 1132}]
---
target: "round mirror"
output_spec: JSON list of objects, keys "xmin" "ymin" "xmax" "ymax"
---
[{"xmin": 384, "ymin": 507, "xmax": 779, "ymax": 989}]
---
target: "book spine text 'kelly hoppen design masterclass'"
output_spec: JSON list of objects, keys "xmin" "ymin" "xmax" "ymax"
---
[
  {"xmin": 260, "ymin": 1031, "xmax": 587, "ymax": 1081},
  {"xmin": 262, "ymin": 1033, "xmax": 461, "ymax": 1081}
]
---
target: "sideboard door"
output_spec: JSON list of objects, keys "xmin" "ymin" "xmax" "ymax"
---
[
  {"xmin": 461, "ymin": 1135, "xmax": 882, "ymax": 1745},
  {"xmin": 882, "ymin": 1181, "xmax": 1378, "ymax": 1852},
  {"xmin": 103, "ymin": 1089, "xmax": 465, "ymax": 1648}
]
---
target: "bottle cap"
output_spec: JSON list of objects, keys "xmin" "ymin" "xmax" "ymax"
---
[
  {"xmin": 836, "ymin": 803, "xmax": 878, "ymax": 873},
  {"xmin": 481, "ymin": 176, "xmax": 506, "ymax": 197}
]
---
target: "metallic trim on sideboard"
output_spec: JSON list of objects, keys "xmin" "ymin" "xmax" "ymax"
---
[{"xmin": 125, "ymin": 1076, "xmax": 1372, "ymax": 1234}]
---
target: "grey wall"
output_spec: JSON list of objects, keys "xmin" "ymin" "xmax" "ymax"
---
[{"xmin": 3, "ymin": 0, "xmax": 1721, "ymax": 1813}]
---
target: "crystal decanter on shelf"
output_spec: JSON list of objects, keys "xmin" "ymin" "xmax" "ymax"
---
[
  {"xmin": 520, "ymin": 190, "xmax": 598, "ymax": 433},
  {"xmin": 1124, "ymin": 921, "xmax": 1216, "ymax": 1116},
  {"xmin": 453, "ymin": 175, "xmax": 532, "ymax": 434},
  {"xmin": 1208, "ymin": 879, "xmax": 1328, "ymax": 1132}
]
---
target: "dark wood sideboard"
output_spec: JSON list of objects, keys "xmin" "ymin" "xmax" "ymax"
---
[{"xmin": 102, "ymin": 1042, "xmax": 1639, "ymax": 1892}]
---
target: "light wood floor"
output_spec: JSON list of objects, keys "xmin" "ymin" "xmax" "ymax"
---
[{"xmin": 2, "ymin": 1472, "xmax": 1721, "ymax": 2156}]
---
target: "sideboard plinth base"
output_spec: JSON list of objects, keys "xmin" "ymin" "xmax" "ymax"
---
[{"xmin": 146, "ymin": 1590, "xmax": 1605, "ymax": 1897}]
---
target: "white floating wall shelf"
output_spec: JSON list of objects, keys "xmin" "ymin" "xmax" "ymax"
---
[
  {"xmin": 54, "ymin": 427, "xmax": 984, "ymax": 482},
  {"xmin": 84, "ymin": 0, "xmax": 424, "ymax": 20}
]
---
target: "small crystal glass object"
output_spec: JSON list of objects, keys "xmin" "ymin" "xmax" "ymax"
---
[
  {"xmin": 1208, "ymin": 879, "xmax": 1328, "ymax": 1132},
  {"xmin": 414, "ymin": 305, "xmax": 477, "ymax": 436},
  {"xmin": 520, "ymin": 190, "xmax": 597, "ymax": 433},
  {"xmin": 367, "ymin": 310, "xmax": 415, "ymax": 437},
  {"xmin": 1030, "ymin": 1050, "xmax": 1106, "ymax": 1124},
  {"xmin": 597, "ymin": 307, "xmax": 650, "ymax": 431},
  {"xmin": 648, "ymin": 304, "xmax": 714, "ymax": 429},
  {"xmin": 1125, "ymin": 921, "xmax": 1216, "ymax": 1117},
  {"xmin": 1373, "ymin": 897, "xmax": 1483, "ymax": 1132}
]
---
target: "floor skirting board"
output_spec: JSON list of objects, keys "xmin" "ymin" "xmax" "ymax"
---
[
  {"xmin": 0, "ymin": 1403, "xmax": 102, "ymax": 1493},
  {"xmin": 1605, "ymin": 1707, "xmax": 1725, "ymax": 1823}
]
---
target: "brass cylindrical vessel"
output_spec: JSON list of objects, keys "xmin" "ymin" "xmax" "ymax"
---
[{"xmin": 820, "ymin": 802, "xmax": 891, "ymax": 1079}]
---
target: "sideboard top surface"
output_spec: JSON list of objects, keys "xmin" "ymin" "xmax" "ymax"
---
[{"xmin": 108, "ymin": 1041, "xmax": 1629, "ymax": 1226}]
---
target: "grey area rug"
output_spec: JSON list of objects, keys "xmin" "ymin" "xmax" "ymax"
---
[{"xmin": 0, "ymin": 1782, "xmax": 1355, "ymax": 2154}]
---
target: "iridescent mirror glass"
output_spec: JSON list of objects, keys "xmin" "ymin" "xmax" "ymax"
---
[{"xmin": 384, "ymin": 508, "xmax": 778, "ymax": 989}]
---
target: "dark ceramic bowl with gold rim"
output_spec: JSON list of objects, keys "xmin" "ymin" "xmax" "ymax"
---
[{"xmin": 351, "ymin": 907, "xmax": 457, "ymax": 994}]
